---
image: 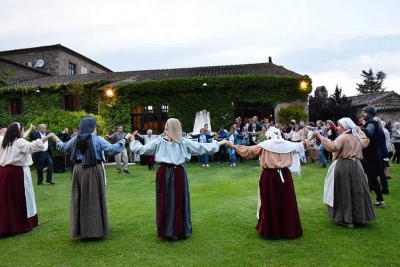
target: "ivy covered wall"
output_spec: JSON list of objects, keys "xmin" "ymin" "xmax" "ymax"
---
[
  {"xmin": 0, "ymin": 74, "xmax": 312, "ymax": 134},
  {"xmin": 0, "ymin": 81, "xmax": 108, "ymax": 127},
  {"xmin": 98, "ymin": 74, "xmax": 312, "ymax": 132}
]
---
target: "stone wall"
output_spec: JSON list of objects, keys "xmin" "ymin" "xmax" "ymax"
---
[
  {"xmin": 355, "ymin": 107, "xmax": 400, "ymax": 124},
  {"xmin": 0, "ymin": 60, "xmax": 49, "ymax": 82},
  {"xmin": 1, "ymin": 49, "xmax": 108, "ymax": 75},
  {"xmin": 58, "ymin": 50, "xmax": 107, "ymax": 75},
  {"xmin": 1, "ymin": 50, "xmax": 60, "ymax": 75}
]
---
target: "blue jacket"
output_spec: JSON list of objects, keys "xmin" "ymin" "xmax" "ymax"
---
[
  {"xmin": 228, "ymin": 132, "xmax": 241, "ymax": 145},
  {"xmin": 217, "ymin": 130, "xmax": 229, "ymax": 140},
  {"xmin": 191, "ymin": 133, "xmax": 213, "ymax": 143}
]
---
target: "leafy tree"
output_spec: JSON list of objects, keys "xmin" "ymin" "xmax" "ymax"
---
[
  {"xmin": 326, "ymin": 85, "xmax": 357, "ymax": 123},
  {"xmin": 356, "ymin": 68, "xmax": 387, "ymax": 94},
  {"xmin": 278, "ymin": 104, "xmax": 308, "ymax": 124},
  {"xmin": 308, "ymin": 86, "xmax": 329, "ymax": 123}
]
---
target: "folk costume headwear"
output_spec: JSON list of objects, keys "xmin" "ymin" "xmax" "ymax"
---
[
  {"xmin": 70, "ymin": 116, "xmax": 97, "ymax": 167},
  {"xmin": 165, "ymin": 118, "xmax": 182, "ymax": 143},
  {"xmin": 338, "ymin": 117, "xmax": 361, "ymax": 142}
]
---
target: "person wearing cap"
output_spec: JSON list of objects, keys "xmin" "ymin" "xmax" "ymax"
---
[
  {"xmin": 306, "ymin": 118, "xmax": 376, "ymax": 228},
  {"xmin": 54, "ymin": 116, "xmax": 131, "ymax": 239},
  {"xmin": 361, "ymin": 106, "xmax": 386, "ymax": 208},
  {"xmin": 129, "ymin": 118, "xmax": 221, "ymax": 241},
  {"xmin": 222, "ymin": 127, "xmax": 305, "ymax": 240}
]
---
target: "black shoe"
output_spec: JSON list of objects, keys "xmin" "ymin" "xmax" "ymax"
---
[
  {"xmin": 37, "ymin": 182, "xmax": 44, "ymax": 185},
  {"xmin": 46, "ymin": 181, "xmax": 55, "ymax": 185},
  {"xmin": 382, "ymin": 189, "xmax": 389, "ymax": 195},
  {"xmin": 117, "ymin": 169, "xmax": 122, "ymax": 173},
  {"xmin": 123, "ymin": 169, "xmax": 130, "ymax": 173},
  {"xmin": 387, "ymin": 176, "xmax": 392, "ymax": 180}
]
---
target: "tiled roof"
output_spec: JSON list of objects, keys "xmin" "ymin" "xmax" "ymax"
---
[
  {"xmin": 0, "ymin": 44, "xmax": 112, "ymax": 73},
  {"xmin": 348, "ymin": 91, "xmax": 400, "ymax": 111},
  {"xmin": 5, "ymin": 62, "xmax": 302, "ymax": 89},
  {"xmin": 0, "ymin": 57, "xmax": 52, "ymax": 76}
]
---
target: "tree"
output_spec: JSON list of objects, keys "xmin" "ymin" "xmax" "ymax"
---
[
  {"xmin": 356, "ymin": 68, "xmax": 387, "ymax": 94},
  {"xmin": 326, "ymin": 85, "xmax": 357, "ymax": 123},
  {"xmin": 308, "ymin": 85, "xmax": 357, "ymax": 124},
  {"xmin": 278, "ymin": 104, "xmax": 308, "ymax": 124},
  {"xmin": 308, "ymin": 86, "xmax": 329, "ymax": 123}
]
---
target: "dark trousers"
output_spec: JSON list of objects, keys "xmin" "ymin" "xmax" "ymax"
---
[
  {"xmin": 147, "ymin": 154, "xmax": 155, "ymax": 170},
  {"xmin": 218, "ymin": 145, "xmax": 229, "ymax": 162},
  {"xmin": 392, "ymin": 143, "xmax": 400, "ymax": 163},
  {"xmin": 367, "ymin": 174, "xmax": 384, "ymax": 202},
  {"xmin": 34, "ymin": 152, "xmax": 53, "ymax": 183}
]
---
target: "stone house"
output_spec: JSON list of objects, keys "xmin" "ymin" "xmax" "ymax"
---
[
  {"xmin": 1, "ymin": 45, "xmax": 311, "ymax": 133},
  {"xmin": 0, "ymin": 44, "xmax": 112, "ymax": 79},
  {"xmin": 348, "ymin": 91, "xmax": 400, "ymax": 123}
]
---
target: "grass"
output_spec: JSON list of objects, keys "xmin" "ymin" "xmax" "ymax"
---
[{"xmin": 1, "ymin": 159, "xmax": 399, "ymax": 266}]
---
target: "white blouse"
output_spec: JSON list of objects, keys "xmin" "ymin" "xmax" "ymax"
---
[{"xmin": 0, "ymin": 136, "xmax": 45, "ymax": 167}]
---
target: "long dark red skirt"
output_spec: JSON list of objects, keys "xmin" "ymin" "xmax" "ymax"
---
[
  {"xmin": 256, "ymin": 168, "xmax": 302, "ymax": 239},
  {"xmin": 156, "ymin": 165, "xmax": 192, "ymax": 238},
  {"xmin": 0, "ymin": 166, "xmax": 38, "ymax": 235}
]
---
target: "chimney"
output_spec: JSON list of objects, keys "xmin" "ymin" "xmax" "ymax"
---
[{"xmin": 268, "ymin": 56, "xmax": 272, "ymax": 63}]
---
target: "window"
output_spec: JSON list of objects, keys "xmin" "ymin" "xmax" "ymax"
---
[
  {"xmin": 131, "ymin": 105, "xmax": 169, "ymax": 134},
  {"xmin": 81, "ymin": 66, "xmax": 88, "ymax": 74},
  {"xmin": 64, "ymin": 95, "xmax": 79, "ymax": 111},
  {"xmin": 10, "ymin": 98, "xmax": 22, "ymax": 115},
  {"xmin": 68, "ymin": 63, "xmax": 76, "ymax": 75}
]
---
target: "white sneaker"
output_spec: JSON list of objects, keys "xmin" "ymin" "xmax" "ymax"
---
[
  {"xmin": 206, "ymin": 164, "xmax": 209, "ymax": 167},
  {"xmin": 202, "ymin": 164, "xmax": 205, "ymax": 167},
  {"xmin": 230, "ymin": 164, "xmax": 233, "ymax": 167},
  {"xmin": 373, "ymin": 201, "xmax": 386, "ymax": 208},
  {"xmin": 233, "ymin": 163, "xmax": 236, "ymax": 166}
]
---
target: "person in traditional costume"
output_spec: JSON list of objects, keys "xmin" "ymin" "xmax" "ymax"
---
[
  {"xmin": 54, "ymin": 116, "xmax": 130, "ymax": 239},
  {"xmin": 222, "ymin": 127, "xmax": 304, "ymax": 240},
  {"xmin": 129, "ymin": 118, "xmax": 220, "ymax": 240},
  {"xmin": 0, "ymin": 123, "xmax": 54, "ymax": 235},
  {"xmin": 306, "ymin": 118, "xmax": 376, "ymax": 228}
]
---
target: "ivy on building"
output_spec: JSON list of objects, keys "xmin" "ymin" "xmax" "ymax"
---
[{"xmin": 0, "ymin": 74, "xmax": 312, "ymax": 133}]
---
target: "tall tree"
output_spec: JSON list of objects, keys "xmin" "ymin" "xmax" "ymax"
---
[
  {"xmin": 327, "ymin": 85, "xmax": 357, "ymax": 123},
  {"xmin": 356, "ymin": 68, "xmax": 387, "ymax": 94}
]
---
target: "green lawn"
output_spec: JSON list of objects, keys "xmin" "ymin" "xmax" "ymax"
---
[{"xmin": 1, "ymin": 160, "xmax": 399, "ymax": 267}]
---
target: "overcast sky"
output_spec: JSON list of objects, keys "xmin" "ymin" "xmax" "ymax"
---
[{"xmin": 1, "ymin": 0, "xmax": 399, "ymax": 97}]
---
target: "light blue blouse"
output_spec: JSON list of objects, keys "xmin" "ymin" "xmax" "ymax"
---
[
  {"xmin": 56, "ymin": 135, "xmax": 126, "ymax": 161},
  {"xmin": 130, "ymin": 137, "xmax": 220, "ymax": 166}
]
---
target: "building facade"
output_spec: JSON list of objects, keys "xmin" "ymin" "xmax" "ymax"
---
[{"xmin": 0, "ymin": 44, "xmax": 112, "ymax": 77}]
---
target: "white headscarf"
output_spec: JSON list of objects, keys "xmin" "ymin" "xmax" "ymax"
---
[
  {"xmin": 265, "ymin": 127, "xmax": 282, "ymax": 140},
  {"xmin": 165, "ymin": 118, "xmax": 182, "ymax": 143},
  {"xmin": 337, "ymin": 117, "xmax": 361, "ymax": 142}
]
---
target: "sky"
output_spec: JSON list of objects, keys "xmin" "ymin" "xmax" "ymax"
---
[{"xmin": 1, "ymin": 0, "xmax": 400, "ymax": 97}]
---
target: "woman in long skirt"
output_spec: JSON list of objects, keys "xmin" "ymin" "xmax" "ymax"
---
[
  {"xmin": 129, "ymin": 118, "xmax": 221, "ymax": 240},
  {"xmin": 55, "ymin": 116, "xmax": 130, "ymax": 239},
  {"xmin": 0, "ymin": 123, "xmax": 54, "ymax": 235},
  {"xmin": 307, "ymin": 118, "xmax": 376, "ymax": 228},
  {"xmin": 223, "ymin": 127, "xmax": 304, "ymax": 240}
]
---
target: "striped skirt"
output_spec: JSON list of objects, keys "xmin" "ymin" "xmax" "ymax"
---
[{"xmin": 156, "ymin": 165, "xmax": 192, "ymax": 238}]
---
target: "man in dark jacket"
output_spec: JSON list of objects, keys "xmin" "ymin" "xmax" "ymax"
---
[
  {"xmin": 31, "ymin": 124, "xmax": 55, "ymax": 185},
  {"xmin": 361, "ymin": 106, "xmax": 385, "ymax": 208}
]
